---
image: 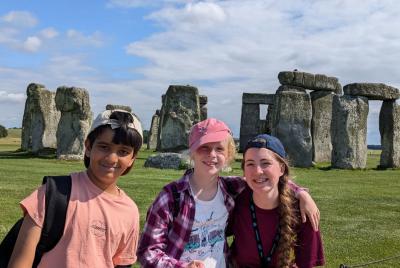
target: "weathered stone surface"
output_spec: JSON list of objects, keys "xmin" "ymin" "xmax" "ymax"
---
[
  {"xmin": 199, "ymin": 95, "xmax": 208, "ymax": 120},
  {"xmin": 147, "ymin": 110, "xmax": 160, "ymax": 150},
  {"xmin": 311, "ymin": 91, "xmax": 334, "ymax": 162},
  {"xmin": 278, "ymin": 71, "xmax": 342, "ymax": 94},
  {"xmin": 55, "ymin": 86, "xmax": 91, "ymax": 160},
  {"xmin": 276, "ymin": 85, "xmax": 306, "ymax": 93},
  {"xmin": 379, "ymin": 100, "xmax": 400, "ymax": 168},
  {"xmin": 144, "ymin": 152, "xmax": 190, "ymax": 169},
  {"xmin": 157, "ymin": 85, "xmax": 201, "ymax": 152},
  {"xmin": 331, "ymin": 95, "xmax": 369, "ymax": 169},
  {"xmin": 0, "ymin": 124, "xmax": 7, "ymax": 138},
  {"xmin": 343, "ymin": 83, "xmax": 400, "ymax": 100},
  {"xmin": 242, "ymin": 93, "xmax": 274, "ymax": 104},
  {"xmin": 21, "ymin": 83, "xmax": 60, "ymax": 153},
  {"xmin": 106, "ymin": 104, "xmax": 132, "ymax": 112},
  {"xmin": 270, "ymin": 90, "xmax": 313, "ymax": 167},
  {"xmin": 265, "ymin": 105, "xmax": 274, "ymax": 134},
  {"xmin": 240, "ymin": 103, "xmax": 261, "ymax": 152}
]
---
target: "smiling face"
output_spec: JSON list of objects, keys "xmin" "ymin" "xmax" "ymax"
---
[
  {"xmin": 191, "ymin": 140, "xmax": 228, "ymax": 177},
  {"xmin": 243, "ymin": 147, "xmax": 285, "ymax": 196},
  {"xmin": 85, "ymin": 127, "xmax": 135, "ymax": 193}
]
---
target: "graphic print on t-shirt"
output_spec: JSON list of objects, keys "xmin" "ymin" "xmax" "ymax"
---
[
  {"xmin": 183, "ymin": 211, "xmax": 225, "ymax": 254},
  {"xmin": 180, "ymin": 185, "xmax": 228, "ymax": 267}
]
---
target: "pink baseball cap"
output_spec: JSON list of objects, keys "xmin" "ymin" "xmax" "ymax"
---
[{"xmin": 189, "ymin": 118, "xmax": 232, "ymax": 152}]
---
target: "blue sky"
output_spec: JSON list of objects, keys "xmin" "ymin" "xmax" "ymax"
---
[{"xmin": 1, "ymin": 0, "xmax": 400, "ymax": 144}]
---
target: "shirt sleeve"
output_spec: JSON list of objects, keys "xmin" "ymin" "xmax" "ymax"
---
[
  {"xmin": 113, "ymin": 204, "xmax": 140, "ymax": 266},
  {"xmin": 288, "ymin": 180, "xmax": 309, "ymax": 198},
  {"xmin": 20, "ymin": 184, "xmax": 46, "ymax": 228},
  {"xmin": 295, "ymin": 220, "xmax": 325, "ymax": 268},
  {"xmin": 137, "ymin": 190, "xmax": 187, "ymax": 268}
]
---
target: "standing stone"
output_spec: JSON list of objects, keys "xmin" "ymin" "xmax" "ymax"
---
[
  {"xmin": 21, "ymin": 83, "xmax": 60, "ymax": 153},
  {"xmin": 199, "ymin": 95, "xmax": 208, "ymax": 121},
  {"xmin": 311, "ymin": 91, "xmax": 334, "ymax": 162},
  {"xmin": 240, "ymin": 103, "xmax": 260, "ymax": 152},
  {"xmin": 157, "ymin": 85, "xmax": 201, "ymax": 152},
  {"xmin": 0, "ymin": 124, "xmax": 7, "ymax": 138},
  {"xmin": 147, "ymin": 110, "xmax": 160, "ymax": 150},
  {"xmin": 55, "ymin": 86, "xmax": 91, "ymax": 160},
  {"xmin": 239, "ymin": 93, "xmax": 275, "ymax": 152},
  {"xmin": 331, "ymin": 95, "xmax": 369, "ymax": 169},
  {"xmin": 379, "ymin": 100, "xmax": 400, "ymax": 168},
  {"xmin": 270, "ymin": 88, "xmax": 313, "ymax": 167},
  {"xmin": 265, "ymin": 104, "xmax": 274, "ymax": 134}
]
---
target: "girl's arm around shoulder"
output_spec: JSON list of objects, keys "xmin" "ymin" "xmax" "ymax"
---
[
  {"xmin": 137, "ymin": 188, "xmax": 187, "ymax": 268},
  {"xmin": 288, "ymin": 180, "xmax": 320, "ymax": 231},
  {"xmin": 8, "ymin": 215, "xmax": 41, "ymax": 268}
]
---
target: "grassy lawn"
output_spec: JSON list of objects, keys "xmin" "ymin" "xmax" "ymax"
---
[{"xmin": 0, "ymin": 130, "xmax": 399, "ymax": 267}]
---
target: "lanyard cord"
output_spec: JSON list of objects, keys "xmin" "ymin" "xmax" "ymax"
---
[{"xmin": 250, "ymin": 193, "xmax": 281, "ymax": 267}]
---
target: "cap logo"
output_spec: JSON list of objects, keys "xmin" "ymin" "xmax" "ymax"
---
[{"xmin": 198, "ymin": 126, "xmax": 208, "ymax": 135}]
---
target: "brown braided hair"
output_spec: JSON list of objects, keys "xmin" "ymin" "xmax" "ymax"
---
[{"xmin": 274, "ymin": 154, "xmax": 300, "ymax": 267}]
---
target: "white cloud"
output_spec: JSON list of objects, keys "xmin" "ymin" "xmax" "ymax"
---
[
  {"xmin": 123, "ymin": 0, "xmax": 400, "ymax": 144},
  {"xmin": 40, "ymin": 27, "xmax": 59, "ymax": 39},
  {"xmin": 22, "ymin": 36, "xmax": 42, "ymax": 52},
  {"xmin": 0, "ymin": 90, "xmax": 25, "ymax": 103},
  {"xmin": 106, "ymin": 0, "xmax": 191, "ymax": 8},
  {"xmin": 2, "ymin": 0, "xmax": 400, "ymax": 144},
  {"xmin": 66, "ymin": 29, "xmax": 104, "ymax": 47},
  {"xmin": 1, "ymin": 10, "xmax": 38, "ymax": 28}
]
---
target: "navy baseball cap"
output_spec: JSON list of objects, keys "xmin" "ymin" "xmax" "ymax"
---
[{"xmin": 244, "ymin": 134, "xmax": 287, "ymax": 159}]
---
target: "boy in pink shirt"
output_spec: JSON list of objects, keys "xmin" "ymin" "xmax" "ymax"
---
[{"xmin": 8, "ymin": 109, "xmax": 143, "ymax": 268}]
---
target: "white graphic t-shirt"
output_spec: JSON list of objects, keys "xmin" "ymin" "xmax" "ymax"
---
[{"xmin": 180, "ymin": 184, "xmax": 228, "ymax": 268}]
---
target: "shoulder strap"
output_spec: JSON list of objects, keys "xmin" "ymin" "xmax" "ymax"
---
[
  {"xmin": 171, "ymin": 183, "xmax": 180, "ymax": 219},
  {"xmin": 32, "ymin": 175, "xmax": 71, "ymax": 267}
]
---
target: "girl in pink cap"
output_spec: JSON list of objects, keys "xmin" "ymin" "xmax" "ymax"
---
[{"xmin": 138, "ymin": 118, "xmax": 319, "ymax": 268}]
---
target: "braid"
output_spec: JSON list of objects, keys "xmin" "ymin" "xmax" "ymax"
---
[{"xmin": 276, "ymin": 158, "xmax": 299, "ymax": 267}]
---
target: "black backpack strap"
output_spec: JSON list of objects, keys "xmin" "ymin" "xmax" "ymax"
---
[
  {"xmin": 32, "ymin": 175, "xmax": 71, "ymax": 267},
  {"xmin": 170, "ymin": 183, "xmax": 180, "ymax": 219},
  {"xmin": 0, "ymin": 218, "xmax": 24, "ymax": 268}
]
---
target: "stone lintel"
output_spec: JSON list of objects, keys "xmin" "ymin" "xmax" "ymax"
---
[{"xmin": 242, "ymin": 93, "xmax": 274, "ymax": 104}]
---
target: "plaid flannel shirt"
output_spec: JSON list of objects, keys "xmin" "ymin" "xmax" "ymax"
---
[{"xmin": 137, "ymin": 169, "xmax": 246, "ymax": 268}]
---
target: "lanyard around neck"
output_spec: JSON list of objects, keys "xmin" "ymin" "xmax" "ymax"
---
[{"xmin": 249, "ymin": 193, "xmax": 281, "ymax": 267}]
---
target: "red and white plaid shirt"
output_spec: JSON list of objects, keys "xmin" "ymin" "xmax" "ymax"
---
[{"xmin": 137, "ymin": 169, "xmax": 246, "ymax": 268}]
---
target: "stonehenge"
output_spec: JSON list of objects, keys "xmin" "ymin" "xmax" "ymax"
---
[
  {"xmin": 19, "ymin": 74, "xmax": 399, "ymax": 170},
  {"xmin": 240, "ymin": 71, "xmax": 399, "ymax": 169}
]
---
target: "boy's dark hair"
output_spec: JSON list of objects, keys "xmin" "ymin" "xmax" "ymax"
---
[{"xmin": 84, "ymin": 110, "xmax": 143, "ymax": 175}]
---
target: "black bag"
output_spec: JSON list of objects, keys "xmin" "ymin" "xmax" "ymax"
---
[{"xmin": 0, "ymin": 175, "xmax": 71, "ymax": 268}]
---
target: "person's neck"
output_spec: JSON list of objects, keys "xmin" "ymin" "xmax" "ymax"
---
[
  {"xmin": 190, "ymin": 169, "xmax": 219, "ymax": 201},
  {"xmin": 86, "ymin": 169, "xmax": 120, "ymax": 196},
  {"xmin": 252, "ymin": 189, "xmax": 279, "ymax": 210}
]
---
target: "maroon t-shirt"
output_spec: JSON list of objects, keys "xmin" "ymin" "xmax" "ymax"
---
[{"xmin": 229, "ymin": 187, "xmax": 325, "ymax": 268}]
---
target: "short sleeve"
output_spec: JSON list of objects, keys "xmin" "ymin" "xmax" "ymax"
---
[
  {"xmin": 112, "ymin": 204, "xmax": 140, "ymax": 266},
  {"xmin": 295, "ymin": 221, "xmax": 325, "ymax": 267},
  {"xmin": 20, "ymin": 184, "xmax": 46, "ymax": 228}
]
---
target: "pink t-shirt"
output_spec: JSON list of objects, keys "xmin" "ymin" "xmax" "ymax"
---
[{"xmin": 21, "ymin": 171, "xmax": 140, "ymax": 268}]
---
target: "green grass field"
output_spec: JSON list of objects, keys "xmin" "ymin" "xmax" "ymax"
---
[{"xmin": 0, "ymin": 130, "xmax": 399, "ymax": 267}]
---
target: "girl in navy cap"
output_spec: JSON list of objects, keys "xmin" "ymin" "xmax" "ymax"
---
[{"xmin": 228, "ymin": 134, "xmax": 325, "ymax": 268}]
